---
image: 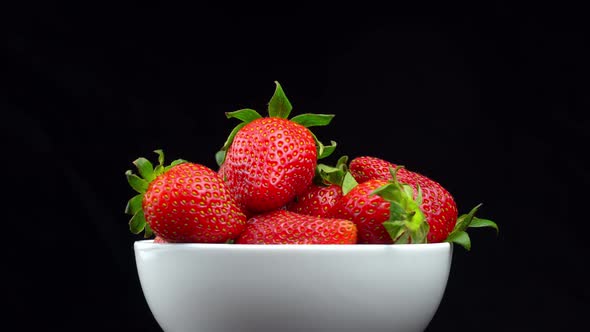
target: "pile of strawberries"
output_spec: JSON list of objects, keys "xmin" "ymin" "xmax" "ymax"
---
[{"xmin": 125, "ymin": 82, "xmax": 497, "ymax": 249}]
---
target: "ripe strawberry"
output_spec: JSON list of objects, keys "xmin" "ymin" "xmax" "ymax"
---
[
  {"xmin": 287, "ymin": 184, "xmax": 342, "ymax": 218},
  {"xmin": 286, "ymin": 156, "xmax": 351, "ymax": 218},
  {"xmin": 349, "ymin": 156, "xmax": 458, "ymax": 243},
  {"xmin": 236, "ymin": 210, "xmax": 357, "ymax": 244},
  {"xmin": 125, "ymin": 150, "xmax": 247, "ymax": 243},
  {"xmin": 223, "ymin": 117, "xmax": 316, "ymax": 213},
  {"xmin": 216, "ymin": 82, "xmax": 337, "ymax": 213},
  {"xmin": 330, "ymin": 167, "xmax": 427, "ymax": 244},
  {"xmin": 349, "ymin": 156, "xmax": 498, "ymax": 249}
]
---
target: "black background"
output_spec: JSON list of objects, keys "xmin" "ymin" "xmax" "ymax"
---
[{"xmin": 3, "ymin": 2, "xmax": 588, "ymax": 331}]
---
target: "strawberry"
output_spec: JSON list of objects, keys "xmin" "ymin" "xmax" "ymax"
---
[
  {"xmin": 349, "ymin": 156, "xmax": 498, "ymax": 249},
  {"xmin": 349, "ymin": 156, "xmax": 458, "ymax": 243},
  {"xmin": 287, "ymin": 184, "xmax": 342, "ymax": 218},
  {"xmin": 216, "ymin": 81, "xmax": 337, "ymax": 214},
  {"xmin": 125, "ymin": 150, "xmax": 247, "ymax": 243},
  {"xmin": 329, "ymin": 167, "xmax": 427, "ymax": 244},
  {"xmin": 286, "ymin": 155, "xmax": 353, "ymax": 218},
  {"xmin": 236, "ymin": 210, "xmax": 357, "ymax": 244}
]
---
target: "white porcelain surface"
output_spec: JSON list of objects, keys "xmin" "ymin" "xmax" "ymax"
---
[{"xmin": 134, "ymin": 240, "xmax": 452, "ymax": 332}]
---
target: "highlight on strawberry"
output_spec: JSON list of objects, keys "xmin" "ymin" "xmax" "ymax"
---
[
  {"xmin": 125, "ymin": 150, "xmax": 247, "ymax": 243},
  {"xmin": 216, "ymin": 81, "xmax": 336, "ymax": 214}
]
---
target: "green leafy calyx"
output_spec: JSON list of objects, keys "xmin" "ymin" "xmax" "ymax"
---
[
  {"xmin": 268, "ymin": 81, "xmax": 293, "ymax": 118},
  {"xmin": 371, "ymin": 166, "xmax": 429, "ymax": 244},
  {"xmin": 124, "ymin": 149, "xmax": 186, "ymax": 238},
  {"xmin": 445, "ymin": 203, "xmax": 499, "ymax": 251},
  {"xmin": 315, "ymin": 155, "xmax": 346, "ymax": 184},
  {"xmin": 314, "ymin": 155, "xmax": 359, "ymax": 195}
]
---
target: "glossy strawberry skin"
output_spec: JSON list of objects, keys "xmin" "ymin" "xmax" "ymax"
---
[
  {"xmin": 286, "ymin": 184, "xmax": 343, "ymax": 218},
  {"xmin": 236, "ymin": 210, "xmax": 357, "ymax": 244},
  {"xmin": 143, "ymin": 163, "xmax": 247, "ymax": 243},
  {"xmin": 349, "ymin": 156, "xmax": 458, "ymax": 243},
  {"xmin": 329, "ymin": 179, "xmax": 393, "ymax": 244},
  {"xmin": 223, "ymin": 117, "xmax": 317, "ymax": 213}
]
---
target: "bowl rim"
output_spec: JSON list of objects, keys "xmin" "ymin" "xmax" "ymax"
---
[{"xmin": 134, "ymin": 239, "xmax": 452, "ymax": 251}]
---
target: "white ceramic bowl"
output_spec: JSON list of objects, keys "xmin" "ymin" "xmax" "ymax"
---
[{"xmin": 134, "ymin": 240, "xmax": 452, "ymax": 332}]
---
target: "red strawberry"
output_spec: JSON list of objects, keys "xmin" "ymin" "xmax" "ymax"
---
[
  {"xmin": 330, "ymin": 179, "xmax": 391, "ymax": 244},
  {"xmin": 216, "ymin": 82, "xmax": 337, "ymax": 213},
  {"xmin": 286, "ymin": 156, "xmax": 351, "ymax": 218},
  {"xmin": 224, "ymin": 117, "xmax": 316, "ymax": 212},
  {"xmin": 348, "ymin": 156, "xmax": 499, "ymax": 250},
  {"xmin": 287, "ymin": 184, "xmax": 342, "ymax": 218},
  {"xmin": 236, "ymin": 210, "xmax": 357, "ymax": 244},
  {"xmin": 330, "ymin": 168, "xmax": 427, "ymax": 244},
  {"xmin": 349, "ymin": 156, "xmax": 458, "ymax": 243},
  {"xmin": 125, "ymin": 150, "xmax": 247, "ymax": 243}
]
